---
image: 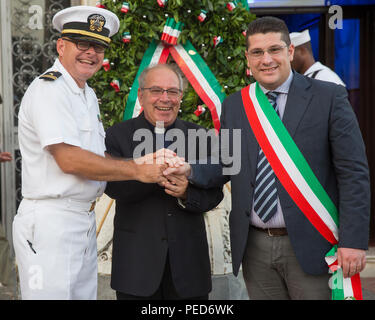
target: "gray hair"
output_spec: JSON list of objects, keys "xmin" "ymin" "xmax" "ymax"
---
[{"xmin": 138, "ymin": 63, "xmax": 185, "ymax": 91}]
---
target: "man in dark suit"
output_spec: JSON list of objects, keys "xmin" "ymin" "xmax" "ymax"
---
[
  {"xmin": 105, "ymin": 64, "xmax": 223, "ymax": 300},
  {"xmin": 165, "ymin": 17, "xmax": 370, "ymax": 299}
]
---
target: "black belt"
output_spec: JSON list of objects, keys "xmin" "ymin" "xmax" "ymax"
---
[{"xmin": 251, "ymin": 225, "xmax": 288, "ymax": 237}]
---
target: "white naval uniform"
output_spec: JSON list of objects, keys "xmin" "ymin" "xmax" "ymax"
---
[
  {"xmin": 304, "ymin": 61, "xmax": 346, "ymax": 86},
  {"xmin": 13, "ymin": 58, "xmax": 106, "ymax": 300}
]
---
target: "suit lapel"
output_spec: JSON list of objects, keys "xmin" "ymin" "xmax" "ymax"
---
[
  {"xmin": 282, "ymin": 72, "xmax": 313, "ymax": 138},
  {"xmin": 237, "ymin": 91, "xmax": 259, "ymax": 181}
]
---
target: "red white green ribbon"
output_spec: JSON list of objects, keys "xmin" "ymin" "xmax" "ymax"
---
[
  {"xmin": 122, "ymin": 32, "xmax": 131, "ymax": 43},
  {"xmin": 226, "ymin": 1, "xmax": 237, "ymax": 11},
  {"xmin": 169, "ymin": 40, "xmax": 225, "ymax": 131},
  {"xmin": 213, "ymin": 36, "xmax": 223, "ymax": 48},
  {"xmin": 326, "ymin": 246, "xmax": 363, "ymax": 300},
  {"xmin": 123, "ymin": 40, "xmax": 226, "ymax": 131},
  {"xmin": 121, "ymin": 2, "xmax": 130, "ymax": 13},
  {"xmin": 194, "ymin": 105, "xmax": 206, "ymax": 117},
  {"xmin": 102, "ymin": 58, "xmax": 110, "ymax": 71},
  {"xmin": 161, "ymin": 18, "xmax": 183, "ymax": 46},
  {"xmin": 241, "ymin": 82, "xmax": 362, "ymax": 300},
  {"xmin": 161, "ymin": 17, "xmax": 173, "ymax": 42},
  {"xmin": 198, "ymin": 10, "xmax": 207, "ymax": 22},
  {"xmin": 157, "ymin": 0, "xmax": 167, "ymax": 7},
  {"xmin": 96, "ymin": 1, "xmax": 105, "ymax": 9},
  {"xmin": 110, "ymin": 79, "xmax": 121, "ymax": 92}
]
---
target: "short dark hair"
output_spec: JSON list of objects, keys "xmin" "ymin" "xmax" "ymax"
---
[{"xmin": 246, "ymin": 16, "xmax": 291, "ymax": 49}]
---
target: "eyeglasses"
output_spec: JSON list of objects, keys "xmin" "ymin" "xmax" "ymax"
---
[
  {"xmin": 62, "ymin": 38, "xmax": 106, "ymax": 54},
  {"xmin": 247, "ymin": 45, "xmax": 288, "ymax": 59},
  {"xmin": 141, "ymin": 86, "xmax": 182, "ymax": 98}
]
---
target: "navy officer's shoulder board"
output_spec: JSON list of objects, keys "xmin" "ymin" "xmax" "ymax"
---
[{"xmin": 39, "ymin": 71, "xmax": 62, "ymax": 81}]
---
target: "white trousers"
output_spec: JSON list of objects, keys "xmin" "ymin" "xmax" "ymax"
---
[{"xmin": 13, "ymin": 198, "xmax": 97, "ymax": 300}]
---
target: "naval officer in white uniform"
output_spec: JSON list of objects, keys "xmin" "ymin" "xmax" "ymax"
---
[
  {"xmin": 13, "ymin": 5, "xmax": 178, "ymax": 300},
  {"xmin": 290, "ymin": 29, "xmax": 346, "ymax": 86}
]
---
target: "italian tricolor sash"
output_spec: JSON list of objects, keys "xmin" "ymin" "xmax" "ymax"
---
[{"xmin": 241, "ymin": 82, "xmax": 362, "ymax": 300}]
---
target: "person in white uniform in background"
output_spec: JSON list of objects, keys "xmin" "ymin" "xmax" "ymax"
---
[
  {"xmin": 13, "ymin": 5, "xmax": 179, "ymax": 300},
  {"xmin": 290, "ymin": 29, "xmax": 346, "ymax": 86}
]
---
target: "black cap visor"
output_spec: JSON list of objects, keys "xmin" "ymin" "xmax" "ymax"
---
[{"xmin": 63, "ymin": 33, "xmax": 109, "ymax": 47}]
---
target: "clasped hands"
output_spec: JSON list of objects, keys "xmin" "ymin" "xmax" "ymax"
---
[{"xmin": 134, "ymin": 148, "xmax": 191, "ymax": 199}]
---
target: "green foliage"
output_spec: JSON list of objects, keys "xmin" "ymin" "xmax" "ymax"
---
[{"xmin": 89, "ymin": 0, "xmax": 256, "ymax": 129}]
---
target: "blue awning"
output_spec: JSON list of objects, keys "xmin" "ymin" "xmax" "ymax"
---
[
  {"xmin": 325, "ymin": 0, "xmax": 375, "ymax": 5},
  {"xmin": 247, "ymin": 0, "xmax": 375, "ymax": 7}
]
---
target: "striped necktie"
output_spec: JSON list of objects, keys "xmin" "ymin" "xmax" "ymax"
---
[{"xmin": 253, "ymin": 91, "xmax": 280, "ymax": 222}]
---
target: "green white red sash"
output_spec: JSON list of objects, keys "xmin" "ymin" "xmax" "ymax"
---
[
  {"xmin": 325, "ymin": 245, "xmax": 363, "ymax": 300},
  {"xmin": 123, "ymin": 40, "xmax": 225, "ymax": 131},
  {"xmin": 241, "ymin": 82, "xmax": 362, "ymax": 300}
]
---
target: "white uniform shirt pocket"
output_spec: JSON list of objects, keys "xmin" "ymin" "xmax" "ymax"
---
[{"xmin": 78, "ymin": 120, "xmax": 93, "ymax": 150}]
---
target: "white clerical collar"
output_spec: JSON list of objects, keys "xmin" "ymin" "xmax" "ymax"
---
[{"xmin": 154, "ymin": 121, "xmax": 166, "ymax": 134}]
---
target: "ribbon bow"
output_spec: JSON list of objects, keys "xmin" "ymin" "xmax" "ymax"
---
[{"xmin": 161, "ymin": 17, "xmax": 184, "ymax": 46}]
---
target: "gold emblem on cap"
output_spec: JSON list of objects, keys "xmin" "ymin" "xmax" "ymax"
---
[{"xmin": 88, "ymin": 14, "xmax": 106, "ymax": 33}]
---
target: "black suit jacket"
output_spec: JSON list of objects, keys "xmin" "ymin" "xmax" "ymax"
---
[
  {"xmin": 105, "ymin": 113, "xmax": 223, "ymax": 298},
  {"xmin": 191, "ymin": 72, "xmax": 370, "ymax": 276}
]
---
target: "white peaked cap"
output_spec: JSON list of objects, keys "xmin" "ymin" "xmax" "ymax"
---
[
  {"xmin": 289, "ymin": 29, "xmax": 311, "ymax": 47},
  {"xmin": 52, "ymin": 6, "xmax": 120, "ymax": 46}
]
